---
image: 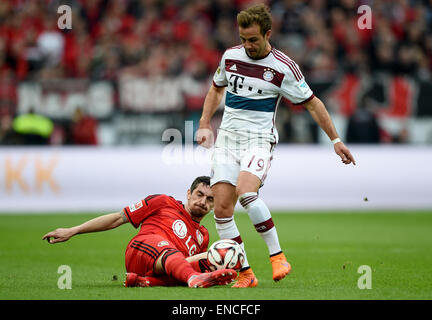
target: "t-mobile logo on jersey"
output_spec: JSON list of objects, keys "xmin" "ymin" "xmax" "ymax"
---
[{"xmin": 229, "ymin": 74, "xmax": 245, "ymax": 94}]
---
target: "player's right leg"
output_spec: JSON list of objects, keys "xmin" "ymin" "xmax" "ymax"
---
[
  {"xmin": 212, "ymin": 182, "xmax": 258, "ymax": 288},
  {"xmin": 210, "ymin": 129, "xmax": 258, "ymax": 288}
]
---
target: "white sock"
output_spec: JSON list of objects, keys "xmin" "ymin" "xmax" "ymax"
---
[
  {"xmin": 239, "ymin": 192, "xmax": 282, "ymax": 256},
  {"xmin": 214, "ymin": 215, "xmax": 250, "ymax": 269}
]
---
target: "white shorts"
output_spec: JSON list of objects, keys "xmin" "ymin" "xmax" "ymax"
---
[{"xmin": 210, "ymin": 129, "xmax": 276, "ymax": 187}]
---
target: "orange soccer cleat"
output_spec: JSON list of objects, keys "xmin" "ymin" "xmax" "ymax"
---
[
  {"xmin": 188, "ymin": 269, "xmax": 237, "ymax": 288},
  {"xmin": 270, "ymin": 252, "xmax": 292, "ymax": 281},
  {"xmin": 232, "ymin": 268, "xmax": 258, "ymax": 288}
]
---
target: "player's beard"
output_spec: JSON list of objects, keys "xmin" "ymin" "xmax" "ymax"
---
[{"xmin": 189, "ymin": 205, "xmax": 208, "ymax": 220}]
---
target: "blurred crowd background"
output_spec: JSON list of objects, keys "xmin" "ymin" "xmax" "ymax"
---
[{"xmin": 1, "ymin": 0, "xmax": 432, "ymax": 146}]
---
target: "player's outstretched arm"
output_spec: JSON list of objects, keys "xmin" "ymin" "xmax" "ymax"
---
[
  {"xmin": 42, "ymin": 212, "xmax": 127, "ymax": 244},
  {"xmin": 303, "ymin": 96, "xmax": 356, "ymax": 165}
]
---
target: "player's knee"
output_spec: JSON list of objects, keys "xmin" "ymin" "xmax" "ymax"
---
[
  {"xmin": 236, "ymin": 186, "xmax": 247, "ymax": 198},
  {"xmin": 214, "ymin": 203, "xmax": 235, "ymax": 219},
  {"xmin": 235, "ymin": 178, "xmax": 260, "ymax": 197}
]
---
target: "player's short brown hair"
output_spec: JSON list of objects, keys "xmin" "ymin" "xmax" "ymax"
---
[
  {"xmin": 190, "ymin": 176, "xmax": 211, "ymax": 193},
  {"xmin": 237, "ymin": 3, "xmax": 272, "ymax": 35}
]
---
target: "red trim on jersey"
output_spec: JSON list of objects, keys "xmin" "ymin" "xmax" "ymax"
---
[
  {"xmin": 271, "ymin": 49, "xmax": 303, "ymax": 82},
  {"xmin": 273, "ymin": 51, "xmax": 302, "ymax": 81},
  {"xmin": 272, "ymin": 49, "xmax": 303, "ymax": 81},
  {"xmin": 225, "ymin": 59, "xmax": 285, "ymax": 88},
  {"xmin": 292, "ymin": 93, "xmax": 315, "ymax": 105}
]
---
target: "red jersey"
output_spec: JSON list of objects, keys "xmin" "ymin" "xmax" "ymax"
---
[{"xmin": 123, "ymin": 194, "xmax": 210, "ymax": 257}]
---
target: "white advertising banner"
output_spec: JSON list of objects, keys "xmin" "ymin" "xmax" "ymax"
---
[{"xmin": 0, "ymin": 145, "xmax": 431, "ymax": 212}]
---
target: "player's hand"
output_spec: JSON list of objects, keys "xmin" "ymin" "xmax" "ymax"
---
[
  {"xmin": 334, "ymin": 142, "xmax": 356, "ymax": 165},
  {"xmin": 42, "ymin": 228, "xmax": 76, "ymax": 244},
  {"xmin": 196, "ymin": 124, "xmax": 214, "ymax": 149}
]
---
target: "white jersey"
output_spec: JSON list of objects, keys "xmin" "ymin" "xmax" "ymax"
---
[{"xmin": 213, "ymin": 45, "xmax": 314, "ymax": 143}]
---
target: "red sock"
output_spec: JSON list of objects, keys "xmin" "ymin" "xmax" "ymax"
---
[
  {"xmin": 144, "ymin": 275, "xmax": 183, "ymax": 287},
  {"xmin": 162, "ymin": 250, "xmax": 199, "ymax": 284},
  {"xmin": 189, "ymin": 260, "xmax": 201, "ymax": 272},
  {"xmin": 190, "ymin": 258, "xmax": 213, "ymax": 272}
]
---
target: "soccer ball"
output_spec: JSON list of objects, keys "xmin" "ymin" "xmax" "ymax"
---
[{"xmin": 207, "ymin": 239, "xmax": 245, "ymax": 271}]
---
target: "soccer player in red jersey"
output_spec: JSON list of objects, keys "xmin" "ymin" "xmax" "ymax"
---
[{"xmin": 42, "ymin": 176, "xmax": 236, "ymax": 288}]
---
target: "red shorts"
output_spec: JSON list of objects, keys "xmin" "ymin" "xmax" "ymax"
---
[{"xmin": 125, "ymin": 234, "xmax": 178, "ymax": 277}]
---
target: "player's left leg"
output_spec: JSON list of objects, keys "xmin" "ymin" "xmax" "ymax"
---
[
  {"xmin": 124, "ymin": 254, "xmax": 208, "ymax": 288},
  {"xmin": 126, "ymin": 248, "xmax": 236, "ymax": 288},
  {"xmin": 160, "ymin": 249, "xmax": 236, "ymax": 288},
  {"xmin": 125, "ymin": 248, "xmax": 198, "ymax": 288},
  {"xmin": 125, "ymin": 235, "xmax": 200, "ymax": 287},
  {"xmin": 212, "ymin": 182, "xmax": 258, "ymax": 288},
  {"xmin": 133, "ymin": 252, "xmax": 230, "ymax": 287},
  {"xmin": 237, "ymin": 160, "xmax": 291, "ymax": 281}
]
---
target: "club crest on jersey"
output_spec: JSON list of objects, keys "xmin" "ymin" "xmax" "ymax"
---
[
  {"xmin": 172, "ymin": 220, "xmax": 188, "ymax": 239},
  {"xmin": 263, "ymin": 68, "xmax": 275, "ymax": 82},
  {"xmin": 196, "ymin": 230, "xmax": 203, "ymax": 245},
  {"xmin": 128, "ymin": 201, "xmax": 143, "ymax": 212}
]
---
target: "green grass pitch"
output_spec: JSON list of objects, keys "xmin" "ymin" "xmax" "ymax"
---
[{"xmin": 1, "ymin": 211, "xmax": 431, "ymax": 300}]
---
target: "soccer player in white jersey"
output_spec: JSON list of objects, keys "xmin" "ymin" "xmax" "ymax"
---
[{"xmin": 197, "ymin": 4, "xmax": 356, "ymax": 288}]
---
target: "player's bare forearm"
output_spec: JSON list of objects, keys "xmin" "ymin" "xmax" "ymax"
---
[
  {"xmin": 73, "ymin": 212, "xmax": 127, "ymax": 235},
  {"xmin": 197, "ymin": 84, "xmax": 225, "ymax": 148},
  {"xmin": 186, "ymin": 252, "xmax": 215, "ymax": 272},
  {"xmin": 199, "ymin": 84, "xmax": 225, "ymax": 126},
  {"xmin": 186, "ymin": 252, "xmax": 208, "ymax": 263},
  {"xmin": 304, "ymin": 96, "xmax": 356, "ymax": 165},
  {"xmin": 303, "ymin": 96, "xmax": 339, "ymax": 140},
  {"xmin": 43, "ymin": 212, "xmax": 127, "ymax": 244}
]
